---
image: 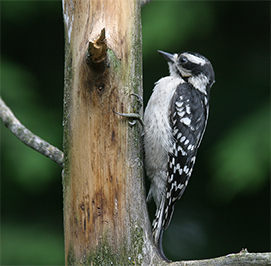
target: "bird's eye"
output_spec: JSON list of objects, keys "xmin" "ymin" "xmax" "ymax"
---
[{"xmin": 179, "ymin": 56, "xmax": 188, "ymax": 64}]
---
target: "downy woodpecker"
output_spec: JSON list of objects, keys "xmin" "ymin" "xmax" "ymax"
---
[{"xmin": 144, "ymin": 50, "xmax": 215, "ymax": 261}]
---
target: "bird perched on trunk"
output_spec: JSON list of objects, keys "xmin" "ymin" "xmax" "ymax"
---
[{"xmin": 144, "ymin": 50, "xmax": 215, "ymax": 261}]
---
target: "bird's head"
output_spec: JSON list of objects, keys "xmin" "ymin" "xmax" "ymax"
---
[{"xmin": 158, "ymin": 50, "xmax": 215, "ymax": 94}]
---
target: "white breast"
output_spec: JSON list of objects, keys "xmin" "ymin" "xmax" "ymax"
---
[{"xmin": 144, "ymin": 75, "xmax": 184, "ymax": 205}]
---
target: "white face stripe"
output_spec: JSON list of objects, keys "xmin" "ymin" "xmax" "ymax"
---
[
  {"xmin": 173, "ymin": 53, "xmax": 179, "ymax": 62},
  {"xmin": 182, "ymin": 53, "xmax": 207, "ymax": 66},
  {"xmin": 188, "ymin": 73, "xmax": 209, "ymax": 95}
]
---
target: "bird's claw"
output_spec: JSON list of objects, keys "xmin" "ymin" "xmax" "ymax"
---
[
  {"xmin": 113, "ymin": 93, "xmax": 144, "ymax": 127},
  {"xmin": 130, "ymin": 93, "xmax": 143, "ymax": 109},
  {"xmin": 113, "ymin": 110, "xmax": 144, "ymax": 127}
]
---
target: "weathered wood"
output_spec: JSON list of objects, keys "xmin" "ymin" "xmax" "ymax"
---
[{"xmin": 62, "ymin": 0, "xmax": 158, "ymax": 265}]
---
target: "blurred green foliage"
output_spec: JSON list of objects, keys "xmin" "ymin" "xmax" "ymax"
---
[
  {"xmin": 2, "ymin": 222, "xmax": 64, "ymax": 265},
  {"xmin": 1, "ymin": 0, "xmax": 269, "ymax": 264},
  {"xmin": 2, "ymin": 59, "xmax": 61, "ymax": 193},
  {"xmin": 142, "ymin": 1, "xmax": 215, "ymax": 55},
  {"xmin": 210, "ymin": 105, "xmax": 270, "ymax": 201}
]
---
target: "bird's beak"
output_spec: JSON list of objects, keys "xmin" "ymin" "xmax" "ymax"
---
[{"xmin": 158, "ymin": 50, "xmax": 174, "ymax": 63}]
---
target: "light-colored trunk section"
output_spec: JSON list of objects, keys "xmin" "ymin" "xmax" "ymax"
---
[{"xmin": 62, "ymin": 0, "xmax": 158, "ymax": 265}]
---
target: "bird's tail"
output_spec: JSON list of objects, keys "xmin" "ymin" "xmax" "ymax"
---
[{"xmin": 152, "ymin": 197, "xmax": 170, "ymax": 262}]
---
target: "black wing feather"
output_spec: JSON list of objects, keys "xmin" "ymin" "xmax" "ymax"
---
[{"xmin": 163, "ymin": 82, "xmax": 208, "ymax": 230}]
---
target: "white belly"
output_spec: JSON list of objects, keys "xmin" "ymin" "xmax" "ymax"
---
[{"xmin": 144, "ymin": 75, "xmax": 183, "ymax": 205}]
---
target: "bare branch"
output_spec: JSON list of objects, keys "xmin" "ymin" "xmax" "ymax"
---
[
  {"xmin": 169, "ymin": 251, "xmax": 271, "ymax": 266},
  {"xmin": 0, "ymin": 96, "xmax": 64, "ymax": 167}
]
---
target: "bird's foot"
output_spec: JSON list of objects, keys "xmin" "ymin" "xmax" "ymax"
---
[{"xmin": 113, "ymin": 93, "xmax": 144, "ymax": 127}]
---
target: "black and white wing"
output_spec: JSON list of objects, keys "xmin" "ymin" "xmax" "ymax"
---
[{"xmin": 152, "ymin": 83, "xmax": 209, "ymax": 259}]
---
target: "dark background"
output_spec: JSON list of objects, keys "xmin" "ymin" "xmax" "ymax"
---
[{"xmin": 1, "ymin": 1, "xmax": 270, "ymax": 264}]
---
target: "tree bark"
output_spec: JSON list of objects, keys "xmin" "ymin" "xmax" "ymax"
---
[{"xmin": 62, "ymin": 0, "xmax": 159, "ymax": 265}]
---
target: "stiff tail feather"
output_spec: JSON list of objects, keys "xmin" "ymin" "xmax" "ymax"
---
[{"xmin": 152, "ymin": 197, "xmax": 170, "ymax": 262}]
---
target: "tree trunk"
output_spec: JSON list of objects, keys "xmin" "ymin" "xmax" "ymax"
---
[{"xmin": 62, "ymin": 0, "xmax": 159, "ymax": 265}]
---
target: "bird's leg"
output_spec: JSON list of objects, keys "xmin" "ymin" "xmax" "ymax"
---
[{"xmin": 113, "ymin": 93, "xmax": 144, "ymax": 127}]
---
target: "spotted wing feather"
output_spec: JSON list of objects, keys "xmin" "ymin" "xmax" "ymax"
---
[
  {"xmin": 152, "ymin": 83, "xmax": 209, "ymax": 258},
  {"xmin": 163, "ymin": 82, "xmax": 208, "ymax": 230}
]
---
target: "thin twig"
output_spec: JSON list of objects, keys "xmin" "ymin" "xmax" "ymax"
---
[{"xmin": 0, "ymin": 96, "xmax": 64, "ymax": 167}]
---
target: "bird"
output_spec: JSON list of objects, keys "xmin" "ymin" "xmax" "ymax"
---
[{"xmin": 144, "ymin": 50, "xmax": 215, "ymax": 261}]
